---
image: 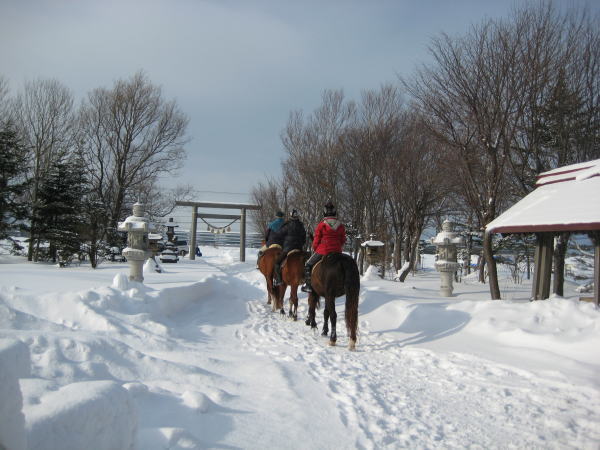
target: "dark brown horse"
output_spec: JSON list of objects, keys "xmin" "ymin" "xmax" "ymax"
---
[
  {"xmin": 258, "ymin": 245, "xmax": 282, "ymax": 311},
  {"xmin": 275, "ymin": 250, "xmax": 309, "ymax": 320},
  {"xmin": 305, "ymin": 252, "xmax": 360, "ymax": 350}
]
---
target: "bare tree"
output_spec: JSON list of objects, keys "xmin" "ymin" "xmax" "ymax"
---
[
  {"xmin": 78, "ymin": 71, "xmax": 189, "ymax": 237},
  {"xmin": 12, "ymin": 79, "xmax": 76, "ymax": 260},
  {"xmin": 280, "ymin": 90, "xmax": 356, "ymax": 231},
  {"xmin": 0, "ymin": 75, "xmax": 11, "ymax": 125},
  {"xmin": 392, "ymin": 112, "xmax": 445, "ymax": 282},
  {"xmin": 509, "ymin": 3, "xmax": 600, "ymax": 197},
  {"xmin": 404, "ymin": 15, "xmax": 526, "ymax": 298}
]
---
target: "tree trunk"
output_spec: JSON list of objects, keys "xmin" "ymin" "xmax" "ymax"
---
[
  {"xmin": 393, "ymin": 235, "xmax": 402, "ymax": 272},
  {"xmin": 358, "ymin": 247, "xmax": 365, "ymax": 275},
  {"xmin": 465, "ymin": 234, "xmax": 472, "ymax": 275},
  {"xmin": 478, "ymin": 252, "xmax": 486, "ymax": 283},
  {"xmin": 399, "ymin": 232, "xmax": 420, "ymax": 282},
  {"xmin": 552, "ymin": 232, "xmax": 569, "ymax": 296},
  {"xmin": 484, "ymin": 231, "xmax": 501, "ymax": 299}
]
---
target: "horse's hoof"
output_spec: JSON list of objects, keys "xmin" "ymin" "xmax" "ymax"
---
[
  {"xmin": 348, "ymin": 340, "xmax": 356, "ymax": 351},
  {"xmin": 305, "ymin": 318, "xmax": 311, "ymax": 326},
  {"xmin": 321, "ymin": 330, "xmax": 328, "ymax": 337},
  {"xmin": 328, "ymin": 340, "xmax": 336, "ymax": 347},
  {"xmin": 280, "ymin": 309, "xmax": 285, "ymax": 315},
  {"xmin": 311, "ymin": 324, "xmax": 317, "ymax": 330}
]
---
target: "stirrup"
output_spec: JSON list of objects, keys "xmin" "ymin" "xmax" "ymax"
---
[{"xmin": 301, "ymin": 284, "xmax": 312, "ymax": 293}]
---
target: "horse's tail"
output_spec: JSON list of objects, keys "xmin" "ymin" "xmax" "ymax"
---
[{"xmin": 342, "ymin": 255, "xmax": 360, "ymax": 342}]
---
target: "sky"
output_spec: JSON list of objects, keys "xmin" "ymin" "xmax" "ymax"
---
[
  {"xmin": 0, "ymin": 0, "xmax": 598, "ymax": 209},
  {"xmin": 0, "ymin": 1, "xmax": 515, "ymax": 196},
  {"xmin": 1, "ymin": 245, "xmax": 599, "ymax": 449}
]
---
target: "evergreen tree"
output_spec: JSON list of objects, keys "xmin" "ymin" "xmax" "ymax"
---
[
  {"xmin": 0, "ymin": 125, "xmax": 29, "ymax": 243},
  {"xmin": 36, "ymin": 157, "xmax": 87, "ymax": 263}
]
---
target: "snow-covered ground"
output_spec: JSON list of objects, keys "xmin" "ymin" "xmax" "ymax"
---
[{"xmin": 1, "ymin": 246, "xmax": 599, "ymax": 449}]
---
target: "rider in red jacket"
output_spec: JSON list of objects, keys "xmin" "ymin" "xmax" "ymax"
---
[{"xmin": 301, "ymin": 201, "xmax": 346, "ymax": 293}]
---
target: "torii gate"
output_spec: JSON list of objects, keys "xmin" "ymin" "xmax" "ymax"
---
[{"xmin": 175, "ymin": 201, "xmax": 261, "ymax": 262}]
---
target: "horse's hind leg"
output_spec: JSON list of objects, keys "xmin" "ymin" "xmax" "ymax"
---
[
  {"xmin": 288, "ymin": 287, "xmax": 298, "ymax": 321},
  {"xmin": 306, "ymin": 293, "xmax": 318, "ymax": 328},
  {"xmin": 326, "ymin": 297, "xmax": 337, "ymax": 346},
  {"xmin": 321, "ymin": 306, "xmax": 329, "ymax": 336}
]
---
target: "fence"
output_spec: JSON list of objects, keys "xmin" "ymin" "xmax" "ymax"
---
[{"xmin": 175, "ymin": 231, "xmax": 263, "ymax": 248}]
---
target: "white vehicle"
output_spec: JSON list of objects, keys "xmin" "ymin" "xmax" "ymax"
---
[
  {"xmin": 160, "ymin": 242, "xmax": 179, "ymax": 263},
  {"xmin": 175, "ymin": 240, "xmax": 188, "ymax": 256}
]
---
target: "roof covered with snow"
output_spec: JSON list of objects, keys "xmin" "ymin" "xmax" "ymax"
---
[{"xmin": 486, "ymin": 159, "xmax": 600, "ymax": 234}]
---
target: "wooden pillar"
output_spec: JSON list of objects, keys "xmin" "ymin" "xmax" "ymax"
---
[
  {"xmin": 189, "ymin": 207, "xmax": 198, "ymax": 261},
  {"xmin": 240, "ymin": 208, "xmax": 247, "ymax": 262},
  {"xmin": 531, "ymin": 232, "xmax": 554, "ymax": 300}
]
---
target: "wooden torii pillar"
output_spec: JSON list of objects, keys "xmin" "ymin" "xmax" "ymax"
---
[
  {"xmin": 175, "ymin": 201, "xmax": 261, "ymax": 262},
  {"xmin": 531, "ymin": 232, "xmax": 554, "ymax": 300}
]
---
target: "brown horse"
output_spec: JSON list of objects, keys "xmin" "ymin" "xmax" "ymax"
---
[
  {"xmin": 305, "ymin": 252, "xmax": 360, "ymax": 350},
  {"xmin": 258, "ymin": 245, "xmax": 282, "ymax": 311},
  {"xmin": 275, "ymin": 250, "xmax": 309, "ymax": 320}
]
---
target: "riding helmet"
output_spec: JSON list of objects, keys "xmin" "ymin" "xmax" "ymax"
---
[
  {"xmin": 275, "ymin": 210, "xmax": 284, "ymax": 218},
  {"xmin": 290, "ymin": 209, "xmax": 299, "ymax": 219},
  {"xmin": 323, "ymin": 201, "xmax": 337, "ymax": 217}
]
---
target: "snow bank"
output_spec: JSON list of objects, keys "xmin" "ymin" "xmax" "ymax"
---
[
  {"xmin": 361, "ymin": 265, "xmax": 382, "ymax": 281},
  {"xmin": 24, "ymin": 380, "xmax": 136, "ymax": 450},
  {"xmin": 0, "ymin": 339, "xmax": 30, "ymax": 450},
  {"xmin": 449, "ymin": 296, "xmax": 600, "ymax": 363}
]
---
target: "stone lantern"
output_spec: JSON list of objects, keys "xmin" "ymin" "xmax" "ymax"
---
[
  {"xmin": 118, "ymin": 203, "xmax": 151, "ymax": 283},
  {"xmin": 432, "ymin": 220, "xmax": 464, "ymax": 296},
  {"xmin": 361, "ymin": 233, "xmax": 385, "ymax": 276},
  {"xmin": 165, "ymin": 217, "xmax": 179, "ymax": 243}
]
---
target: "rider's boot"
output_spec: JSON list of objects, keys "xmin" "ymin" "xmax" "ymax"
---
[
  {"xmin": 273, "ymin": 263, "xmax": 282, "ymax": 286},
  {"xmin": 301, "ymin": 265, "xmax": 312, "ymax": 293}
]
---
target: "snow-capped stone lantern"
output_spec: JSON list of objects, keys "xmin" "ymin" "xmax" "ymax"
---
[
  {"xmin": 165, "ymin": 217, "xmax": 179, "ymax": 243},
  {"xmin": 361, "ymin": 234, "xmax": 385, "ymax": 277},
  {"xmin": 432, "ymin": 220, "xmax": 464, "ymax": 296},
  {"xmin": 118, "ymin": 203, "xmax": 151, "ymax": 283}
]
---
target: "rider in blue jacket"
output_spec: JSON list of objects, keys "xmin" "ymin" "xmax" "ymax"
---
[{"xmin": 257, "ymin": 210, "xmax": 285, "ymax": 267}]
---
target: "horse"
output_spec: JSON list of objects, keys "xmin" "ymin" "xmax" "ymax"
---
[
  {"xmin": 258, "ymin": 245, "xmax": 282, "ymax": 311},
  {"xmin": 305, "ymin": 252, "xmax": 360, "ymax": 350},
  {"xmin": 275, "ymin": 249, "xmax": 309, "ymax": 320}
]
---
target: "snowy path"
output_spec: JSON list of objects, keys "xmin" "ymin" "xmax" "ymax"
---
[{"xmin": 216, "ymin": 259, "xmax": 600, "ymax": 449}]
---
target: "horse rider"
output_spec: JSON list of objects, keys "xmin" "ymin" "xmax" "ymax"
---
[
  {"xmin": 301, "ymin": 201, "xmax": 346, "ymax": 293},
  {"xmin": 257, "ymin": 210, "xmax": 285, "ymax": 267},
  {"xmin": 273, "ymin": 209, "xmax": 307, "ymax": 286}
]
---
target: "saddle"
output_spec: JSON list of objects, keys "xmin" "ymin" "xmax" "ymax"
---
[
  {"xmin": 281, "ymin": 249, "xmax": 302, "ymax": 270},
  {"xmin": 311, "ymin": 258, "xmax": 323, "ymax": 274}
]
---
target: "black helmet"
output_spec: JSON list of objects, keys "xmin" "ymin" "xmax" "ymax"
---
[
  {"xmin": 290, "ymin": 209, "xmax": 299, "ymax": 219},
  {"xmin": 323, "ymin": 201, "xmax": 336, "ymax": 217},
  {"xmin": 275, "ymin": 210, "xmax": 284, "ymax": 218}
]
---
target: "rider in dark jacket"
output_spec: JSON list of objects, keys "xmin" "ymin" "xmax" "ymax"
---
[
  {"xmin": 265, "ymin": 210, "xmax": 285, "ymax": 247},
  {"xmin": 273, "ymin": 209, "xmax": 307, "ymax": 286}
]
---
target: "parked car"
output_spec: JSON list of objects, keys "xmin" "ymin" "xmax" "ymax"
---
[
  {"xmin": 108, "ymin": 247, "xmax": 126, "ymax": 262},
  {"xmin": 175, "ymin": 240, "xmax": 188, "ymax": 256}
]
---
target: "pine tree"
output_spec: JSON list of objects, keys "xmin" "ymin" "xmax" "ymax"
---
[
  {"xmin": 36, "ymin": 157, "xmax": 87, "ymax": 263},
  {"xmin": 0, "ymin": 125, "xmax": 29, "ymax": 243}
]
